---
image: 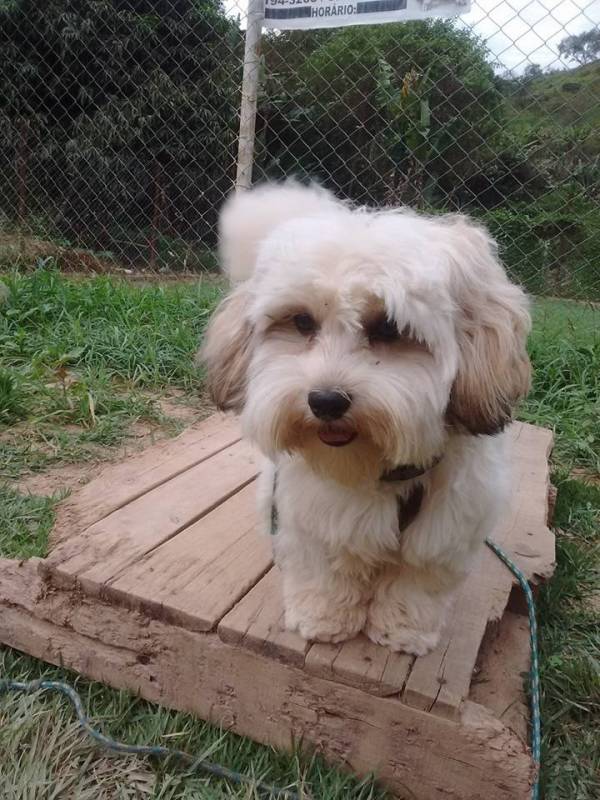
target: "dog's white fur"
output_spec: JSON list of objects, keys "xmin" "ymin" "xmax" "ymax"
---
[{"xmin": 201, "ymin": 182, "xmax": 531, "ymax": 655}]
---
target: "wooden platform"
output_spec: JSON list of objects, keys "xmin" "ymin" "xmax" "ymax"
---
[{"xmin": 0, "ymin": 415, "xmax": 555, "ymax": 800}]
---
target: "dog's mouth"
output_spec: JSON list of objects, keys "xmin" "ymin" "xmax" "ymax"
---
[{"xmin": 317, "ymin": 422, "xmax": 357, "ymax": 447}]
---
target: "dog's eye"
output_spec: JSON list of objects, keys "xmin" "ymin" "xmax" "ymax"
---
[
  {"xmin": 367, "ymin": 316, "xmax": 401, "ymax": 343},
  {"xmin": 293, "ymin": 313, "xmax": 317, "ymax": 336}
]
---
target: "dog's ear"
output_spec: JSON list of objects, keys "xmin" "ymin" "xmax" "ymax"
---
[
  {"xmin": 219, "ymin": 181, "xmax": 341, "ymax": 284},
  {"xmin": 445, "ymin": 217, "xmax": 531, "ymax": 435},
  {"xmin": 198, "ymin": 286, "xmax": 253, "ymax": 412}
]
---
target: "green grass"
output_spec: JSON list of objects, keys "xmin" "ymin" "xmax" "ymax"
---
[
  {"xmin": 506, "ymin": 61, "xmax": 600, "ymax": 131},
  {"xmin": 0, "ymin": 648, "xmax": 385, "ymax": 800},
  {"xmin": 0, "ymin": 268, "xmax": 221, "ymax": 479},
  {"xmin": 0, "ymin": 272, "xmax": 599, "ymax": 799},
  {"xmin": 522, "ymin": 298, "xmax": 600, "ymax": 475},
  {"xmin": 0, "ymin": 485, "xmax": 58, "ymax": 559},
  {"xmin": 537, "ymin": 476, "xmax": 600, "ymax": 799}
]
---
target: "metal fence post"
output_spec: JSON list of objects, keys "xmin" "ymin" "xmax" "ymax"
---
[{"xmin": 235, "ymin": 0, "xmax": 264, "ymax": 192}]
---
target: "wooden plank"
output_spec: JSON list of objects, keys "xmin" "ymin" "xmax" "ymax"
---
[
  {"xmin": 403, "ymin": 548, "xmax": 508, "ymax": 720},
  {"xmin": 470, "ymin": 610, "xmax": 531, "ymax": 744},
  {"xmin": 305, "ymin": 637, "xmax": 413, "ymax": 697},
  {"xmin": 44, "ymin": 438, "xmax": 258, "ymax": 593},
  {"xmin": 0, "ymin": 558, "xmax": 535, "ymax": 800},
  {"xmin": 221, "ymin": 570, "xmax": 413, "ymax": 695},
  {"xmin": 402, "ymin": 422, "xmax": 554, "ymax": 721},
  {"xmin": 218, "ymin": 568, "xmax": 311, "ymax": 668},
  {"xmin": 498, "ymin": 423, "xmax": 555, "ymax": 584},
  {"xmin": 52, "ymin": 413, "xmax": 242, "ymax": 538},
  {"xmin": 107, "ymin": 483, "xmax": 272, "ymax": 631}
]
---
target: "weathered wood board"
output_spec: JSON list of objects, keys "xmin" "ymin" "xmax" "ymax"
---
[{"xmin": 0, "ymin": 415, "xmax": 555, "ymax": 800}]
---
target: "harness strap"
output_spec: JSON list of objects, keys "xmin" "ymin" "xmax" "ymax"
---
[
  {"xmin": 396, "ymin": 483, "xmax": 424, "ymax": 536},
  {"xmin": 270, "ymin": 468, "xmax": 279, "ymax": 536}
]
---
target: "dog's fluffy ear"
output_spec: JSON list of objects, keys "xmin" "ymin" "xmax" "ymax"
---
[
  {"xmin": 198, "ymin": 287, "xmax": 253, "ymax": 412},
  {"xmin": 445, "ymin": 217, "xmax": 531, "ymax": 435},
  {"xmin": 218, "ymin": 181, "xmax": 341, "ymax": 283}
]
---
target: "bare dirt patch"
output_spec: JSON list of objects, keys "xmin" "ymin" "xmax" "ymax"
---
[
  {"xmin": 16, "ymin": 462, "xmax": 100, "ymax": 497},
  {"xmin": 13, "ymin": 393, "xmax": 213, "ymax": 501},
  {"xmin": 570, "ymin": 468, "xmax": 600, "ymax": 487}
]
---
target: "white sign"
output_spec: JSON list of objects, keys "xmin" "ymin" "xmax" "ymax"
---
[{"xmin": 263, "ymin": 0, "xmax": 470, "ymax": 30}]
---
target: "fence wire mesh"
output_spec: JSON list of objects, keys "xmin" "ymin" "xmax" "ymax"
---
[{"xmin": 0, "ymin": 0, "xmax": 599, "ymax": 298}]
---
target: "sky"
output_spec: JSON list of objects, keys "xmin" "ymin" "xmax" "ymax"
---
[
  {"xmin": 460, "ymin": 0, "xmax": 600, "ymax": 73},
  {"xmin": 224, "ymin": 0, "xmax": 600, "ymax": 73}
]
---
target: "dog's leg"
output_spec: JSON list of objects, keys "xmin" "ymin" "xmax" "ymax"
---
[
  {"xmin": 278, "ymin": 544, "xmax": 371, "ymax": 643},
  {"xmin": 365, "ymin": 562, "xmax": 461, "ymax": 656}
]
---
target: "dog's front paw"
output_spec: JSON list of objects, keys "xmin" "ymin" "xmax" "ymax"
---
[
  {"xmin": 286, "ymin": 602, "xmax": 366, "ymax": 644},
  {"xmin": 365, "ymin": 620, "xmax": 439, "ymax": 656}
]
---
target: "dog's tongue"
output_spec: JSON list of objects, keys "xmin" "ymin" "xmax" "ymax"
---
[{"xmin": 318, "ymin": 424, "xmax": 356, "ymax": 447}]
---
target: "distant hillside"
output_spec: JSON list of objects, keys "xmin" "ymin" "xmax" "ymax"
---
[{"xmin": 506, "ymin": 61, "xmax": 600, "ymax": 132}]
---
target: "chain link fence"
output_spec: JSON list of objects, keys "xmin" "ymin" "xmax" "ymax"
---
[{"xmin": 0, "ymin": 0, "xmax": 599, "ymax": 297}]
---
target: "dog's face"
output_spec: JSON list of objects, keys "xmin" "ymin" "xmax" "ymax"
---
[{"xmin": 202, "ymin": 184, "xmax": 531, "ymax": 485}]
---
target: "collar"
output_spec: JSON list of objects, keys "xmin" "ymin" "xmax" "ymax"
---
[{"xmin": 380, "ymin": 454, "xmax": 443, "ymax": 483}]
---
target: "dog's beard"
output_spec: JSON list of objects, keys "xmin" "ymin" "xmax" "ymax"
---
[
  {"xmin": 244, "ymin": 389, "xmax": 442, "ymax": 487},
  {"xmin": 243, "ymin": 347, "xmax": 449, "ymax": 487},
  {"xmin": 282, "ymin": 407, "xmax": 390, "ymax": 486},
  {"xmin": 299, "ymin": 434, "xmax": 383, "ymax": 486}
]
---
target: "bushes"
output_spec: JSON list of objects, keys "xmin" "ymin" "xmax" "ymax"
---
[
  {"xmin": 481, "ymin": 202, "xmax": 600, "ymax": 299},
  {"xmin": 0, "ymin": 0, "xmax": 241, "ymax": 263},
  {"xmin": 258, "ymin": 20, "xmax": 501, "ymax": 208}
]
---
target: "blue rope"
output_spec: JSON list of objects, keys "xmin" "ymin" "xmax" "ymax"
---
[
  {"xmin": 0, "ymin": 678, "xmax": 299, "ymax": 800},
  {"xmin": 0, "ymin": 540, "xmax": 540, "ymax": 800},
  {"xmin": 486, "ymin": 537, "xmax": 541, "ymax": 800}
]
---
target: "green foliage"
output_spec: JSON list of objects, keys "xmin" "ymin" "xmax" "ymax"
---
[
  {"xmin": 558, "ymin": 28, "xmax": 600, "ymax": 66},
  {"xmin": 537, "ymin": 477, "xmax": 600, "ymax": 800},
  {"xmin": 0, "ymin": 0, "xmax": 241, "ymax": 261},
  {"xmin": 0, "ymin": 267, "xmax": 220, "ymax": 387},
  {"xmin": 0, "ymin": 367, "xmax": 26, "ymax": 423},
  {"xmin": 506, "ymin": 61, "xmax": 600, "ymax": 131},
  {"xmin": 468, "ymin": 61, "xmax": 600, "ymax": 298},
  {"xmin": 481, "ymin": 199, "xmax": 600, "ymax": 299},
  {"xmin": 0, "ymin": 5, "xmax": 598, "ymax": 300},
  {"xmin": 258, "ymin": 20, "xmax": 501, "ymax": 207}
]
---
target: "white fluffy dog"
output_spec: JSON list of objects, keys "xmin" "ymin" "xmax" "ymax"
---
[{"xmin": 201, "ymin": 182, "xmax": 531, "ymax": 656}]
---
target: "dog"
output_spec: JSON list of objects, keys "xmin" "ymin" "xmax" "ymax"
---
[{"xmin": 200, "ymin": 182, "xmax": 530, "ymax": 656}]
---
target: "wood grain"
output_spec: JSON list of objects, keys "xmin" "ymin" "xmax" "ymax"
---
[
  {"xmin": 218, "ymin": 568, "xmax": 311, "ymax": 667},
  {"xmin": 51, "ymin": 413, "xmax": 242, "ymax": 538},
  {"xmin": 45, "ymin": 438, "xmax": 258, "ymax": 594},
  {"xmin": 107, "ymin": 483, "xmax": 273, "ymax": 631},
  {"xmin": 42, "ymin": 414, "xmax": 553, "ymax": 719},
  {"xmin": 305, "ymin": 637, "xmax": 413, "ymax": 697}
]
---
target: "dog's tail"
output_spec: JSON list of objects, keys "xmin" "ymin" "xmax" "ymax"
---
[{"xmin": 218, "ymin": 180, "xmax": 341, "ymax": 284}]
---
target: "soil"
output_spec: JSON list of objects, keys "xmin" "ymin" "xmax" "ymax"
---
[
  {"xmin": 0, "ymin": 232, "xmax": 224, "ymax": 283},
  {"xmin": 10, "ymin": 392, "xmax": 213, "ymax": 499}
]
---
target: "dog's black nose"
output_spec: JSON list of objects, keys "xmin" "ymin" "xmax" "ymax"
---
[{"xmin": 308, "ymin": 390, "xmax": 351, "ymax": 421}]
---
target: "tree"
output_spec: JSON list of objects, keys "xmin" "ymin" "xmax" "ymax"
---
[
  {"xmin": 0, "ymin": 0, "xmax": 241, "ymax": 264},
  {"xmin": 257, "ymin": 20, "xmax": 502, "ymax": 209},
  {"xmin": 558, "ymin": 29, "xmax": 600, "ymax": 66},
  {"xmin": 522, "ymin": 63, "xmax": 543, "ymax": 81}
]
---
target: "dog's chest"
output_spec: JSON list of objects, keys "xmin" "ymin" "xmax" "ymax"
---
[{"xmin": 276, "ymin": 461, "xmax": 418, "ymax": 557}]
